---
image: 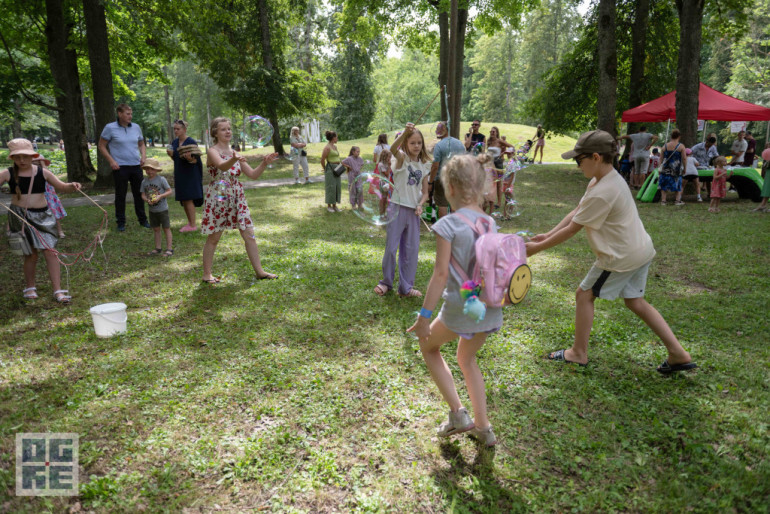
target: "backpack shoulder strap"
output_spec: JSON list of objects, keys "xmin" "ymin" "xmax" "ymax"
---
[{"xmin": 448, "ymin": 212, "xmax": 491, "ymax": 283}]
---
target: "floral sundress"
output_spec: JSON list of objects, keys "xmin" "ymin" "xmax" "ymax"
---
[{"xmin": 201, "ymin": 155, "xmax": 253, "ymax": 234}]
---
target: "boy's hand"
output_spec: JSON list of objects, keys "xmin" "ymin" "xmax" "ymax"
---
[{"xmin": 407, "ymin": 316, "xmax": 431, "ymax": 342}]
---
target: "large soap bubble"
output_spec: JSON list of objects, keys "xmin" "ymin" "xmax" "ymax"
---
[
  {"xmin": 244, "ymin": 115, "xmax": 273, "ymax": 148},
  {"xmin": 213, "ymin": 179, "xmax": 230, "ymax": 202},
  {"xmin": 352, "ymin": 172, "xmax": 401, "ymax": 226}
]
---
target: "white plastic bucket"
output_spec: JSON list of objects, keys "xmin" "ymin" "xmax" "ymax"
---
[{"xmin": 89, "ymin": 303, "xmax": 127, "ymax": 337}]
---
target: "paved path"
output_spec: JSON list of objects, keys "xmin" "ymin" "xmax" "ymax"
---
[{"xmin": 0, "ymin": 176, "xmax": 324, "ymax": 214}]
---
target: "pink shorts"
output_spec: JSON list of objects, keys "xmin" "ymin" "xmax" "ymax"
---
[{"xmin": 536, "ymin": 138, "xmax": 545, "ymax": 147}]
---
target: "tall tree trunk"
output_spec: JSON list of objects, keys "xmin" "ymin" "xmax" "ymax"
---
[
  {"xmin": 675, "ymin": 0, "xmax": 704, "ymax": 147},
  {"xmin": 46, "ymin": 0, "xmax": 93, "ymax": 183},
  {"xmin": 447, "ymin": 0, "xmax": 458, "ymax": 138},
  {"xmin": 163, "ymin": 66, "xmax": 172, "ymax": 142},
  {"xmin": 627, "ymin": 0, "xmax": 650, "ymax": 135},
  {"xmin": 596, "ymin": 0, "xmax": 617, "ymax": 135},
  {"xmin": 302, "ymin": 0, "xmax": 314, "ymax": 73},
  {"xmin": 438, "ymin": 9, "xmax": 448, "ymax": 121},
  {"xmin": 452, "ymin": 8, "xmax": 467, "ymax": 134},
  {"xmin": 504, "ymin": 28, "xmax": 514, "ymax": 122},
  {"xmin": 164, "ymin": 85, "xmax": 171, "ymax": 139},
  {"xmin": 83, "ymin": 0, "xmax": 115, "ymax": 187},
  {"xmin": 12, "ymin": 97, "xmax": 22, "ymax": 138},
  {"xmin": 257, "ymin": 0, "xmax": 284, "ymax": 154}
]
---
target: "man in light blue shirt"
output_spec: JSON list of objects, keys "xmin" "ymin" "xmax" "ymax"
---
[
  {"xmin": 98, "ymin": 103, "xmax": 149, "ymax": 231},
  {"xmin": 430, "ymin": 122, "xmax": 466, "ymax": 219}
]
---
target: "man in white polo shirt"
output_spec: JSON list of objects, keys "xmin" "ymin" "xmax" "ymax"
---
[{"xmin": 98, "ymin": 103, "xmax": 149, "ymax": 231}]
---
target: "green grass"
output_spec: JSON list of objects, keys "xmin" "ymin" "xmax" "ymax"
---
[{"xmin": 1, "ymin": 164, "xmax": 769, "ymax": 512}]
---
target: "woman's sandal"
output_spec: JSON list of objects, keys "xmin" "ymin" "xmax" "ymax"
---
[
  {"xmin": 53, "ymin": 290, "xmax": 71, "ymax": 304},
  {"xmin": 23, "ymin": 287, "xmax": 38, "ymax": 300},
  {"xmin": 162, "ymin": 249, "xmax": 174, "ymax": 257},
  {"xmin": 255, "ymin": 273, "xmax": 278, "ymax": 280},
  {"xmin": 399, "ymin": 289, "xmax": 423, "ymax": 298},
  {"xmin": 374, "ymin": 284, "xmax": 390, "ymax": 296},
  {"xmin": 202, "ymin": 277, "xmax": 220, "ymax": 284},
  {"xmin": 147, "ymin": 248, "xmax": 162, "ymax": 256}
]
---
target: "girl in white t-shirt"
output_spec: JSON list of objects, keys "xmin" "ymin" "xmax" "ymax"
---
[
  {"xmin": 373, "ymin": 123, "xmax": 430, "ymax": 298},
  {"xmin": 373, "ymin": 133, "xmax": 390, "ymax": 164}
]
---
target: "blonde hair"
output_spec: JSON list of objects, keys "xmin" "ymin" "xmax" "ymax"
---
[
  {"xmin": 210, "ymin": 117, "xmax": 230, "ymax": 144},
  {"xmin": 378, "ymin": 149, "xmax": 392, "ymax": 165},
  {"xmin": 291, "ymin": 126, "xmax": 300, "ymax": 135},
  {"xmin": 714, "ymin": 156, "xmax": 727, "ymax": 168},
  {"xmin": 440, "ymin": 154, "xmax": 486, "ymax": 205}
]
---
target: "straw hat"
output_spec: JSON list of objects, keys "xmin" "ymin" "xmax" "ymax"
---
[
  {"xmin": 178, "ymin": 144, "xmax": 202, "ymax": 156},
  {"xmin": 7, "ymin": 138, "xmax": 39, "ymax": 157},
  {"xmin": 142, "ymin": 157, "xmax": 163, "ymax": 171}
]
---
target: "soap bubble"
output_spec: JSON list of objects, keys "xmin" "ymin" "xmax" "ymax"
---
[
  {"xmin": 504, "ymin": 199, "xmax": 521, "ymax": 217},
  {"xmin": 244, "ymin": 115, "xmax": 273, "ymax": 148},
  {"xmin": 285, "ymin": 147, "xmax": 299, "ymax": 161},
  {"xmin": 515, "ymin": 230, "xmax": 535, "ymax": 241},
  {"xmin": 214, "ymin": 179, "xmax": 229, "ymax": 202},
  {"xmin": 352, "ymin": 172, "xmax": 401, "ymax": 226}
]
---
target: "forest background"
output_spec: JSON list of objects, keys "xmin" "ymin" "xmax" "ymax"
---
[{"xmin": 0, "ymin": 0, "xmax": 768, "ymax": 184}]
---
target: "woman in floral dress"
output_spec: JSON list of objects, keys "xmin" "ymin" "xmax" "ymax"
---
[{"xmin": 201, "ymin": 116, "xmax": 279, "ymax": 283}]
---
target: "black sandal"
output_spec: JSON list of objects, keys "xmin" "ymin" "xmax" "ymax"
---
[{"xmin": 147, "ymin": 248, "xmax": 162, "ymax": 256}]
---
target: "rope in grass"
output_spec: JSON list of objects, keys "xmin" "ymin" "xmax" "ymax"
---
[{"xmin": 1, "ymin": 187, "xmax": 109, "ymax": 276}]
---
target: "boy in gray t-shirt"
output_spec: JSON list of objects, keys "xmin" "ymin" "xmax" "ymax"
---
[{"xmin": 140, "ymin": 158, "xmax": 174, "ymax": 256}]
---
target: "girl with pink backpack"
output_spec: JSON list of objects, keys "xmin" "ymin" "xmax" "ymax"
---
[{"xmin": 408, "ymin": 154, "xmax": 527, "ymax": 447}]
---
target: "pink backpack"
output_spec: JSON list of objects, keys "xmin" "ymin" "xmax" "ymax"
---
[{"xmin": 450, "ymin": 212, "xmax": 531, "ymax": 307}]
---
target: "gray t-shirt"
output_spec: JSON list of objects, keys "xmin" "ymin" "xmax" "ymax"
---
[
  {"xmin": 432, "ymin": 208, "xmax": 503, "ymax": 334},
  {"xmin": 140, "ymin": 175, "xmax": 171, "ymax": 213},
  {"xmin": 628, "ymin": 132, "xmax": 653, "ymax": 158},
  {"xmin": 432, "ymin": 137, "xmax": 467, "ymax": 177}
]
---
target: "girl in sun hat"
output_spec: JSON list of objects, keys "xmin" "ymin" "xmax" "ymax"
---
[{"xmin": 0, "ymin": 138, "xmax": 82, "ymax": 303}]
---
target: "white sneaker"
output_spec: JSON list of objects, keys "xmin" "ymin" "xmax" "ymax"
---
[
  {"xmin": 437, "ymin": 408, "xmax": 474, "ymax": 437},
  {"xmin": 697, "ymin": 196, "xmax": 703, "ymax": 202},
  {"xmin": 327, "ymin": 207, "xmax": 335, "ymax": 213},
  {"xmin": 469, "ymin": 426, "xmax": 497, "ymax": 447},
  {"xmin": 294, "ymin": 178, "xmax": 301, "ymax": 184}
]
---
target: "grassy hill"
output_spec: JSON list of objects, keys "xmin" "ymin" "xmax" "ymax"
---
[{"xmin": 296, "ymin": 122, "xmax": 578, "ymax": 164}]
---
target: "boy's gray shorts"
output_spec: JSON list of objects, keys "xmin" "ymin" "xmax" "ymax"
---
[{"xmin": 579, "ymin": 260, "xmax": 652, "ymax": 300}]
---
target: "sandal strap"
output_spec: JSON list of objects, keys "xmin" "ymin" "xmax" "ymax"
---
[{"xmin": 23, "ymin": 287, "xmax": 37, "ymax": 293}]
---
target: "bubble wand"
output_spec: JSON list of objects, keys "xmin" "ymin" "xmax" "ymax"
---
[{"xmin": 415, "ymin": 86, "xmax": 444, "ymax": 126}]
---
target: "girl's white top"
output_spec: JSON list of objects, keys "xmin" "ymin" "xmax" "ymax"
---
[{"xmin": 390, "ymin": 155, "xmax": 429, "ymax": 208}]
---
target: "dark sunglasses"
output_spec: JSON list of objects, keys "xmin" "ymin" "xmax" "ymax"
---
[
  {"xmin": 471, "ymin": 123, "xmax": 480, "ymax": 127},
  {"xmin": 575, "ymin": 154, "xmax": 590, "ymax": 166}
]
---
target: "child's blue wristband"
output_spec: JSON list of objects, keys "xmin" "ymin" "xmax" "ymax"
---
[{"xmin": 419, "ymin": 307, "xmax": 433, "ymax": 319}]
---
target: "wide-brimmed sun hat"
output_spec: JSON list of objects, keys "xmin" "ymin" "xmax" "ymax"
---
[
  {"xmin": 7, "ymin": 138, "xmax": 39, "ymax": 157},
  {"xmin": 141, "ymin": 157, "xmax": 163, "ymax": 171},
  {"xmin": 561, "ymin": 130, "xmax": 616, "ymax": 160}
]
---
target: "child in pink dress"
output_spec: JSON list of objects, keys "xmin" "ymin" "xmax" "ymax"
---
[
  {"xmin": 709, "ymin": 156, "xmax": 731, "ymax": 213},
  {"xmin": 342, "ymin": 146, "xmax": 365, "ymax": 209}
]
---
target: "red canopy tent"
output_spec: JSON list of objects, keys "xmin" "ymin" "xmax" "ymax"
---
[{"xmin": 621, "ymin": 82, "xmax": 770, "ymax": 122}]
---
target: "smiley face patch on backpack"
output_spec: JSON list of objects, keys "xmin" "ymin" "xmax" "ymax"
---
[{"xmin": 508, "ymin": 264, "xmax": 531, "ymax": 304}]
